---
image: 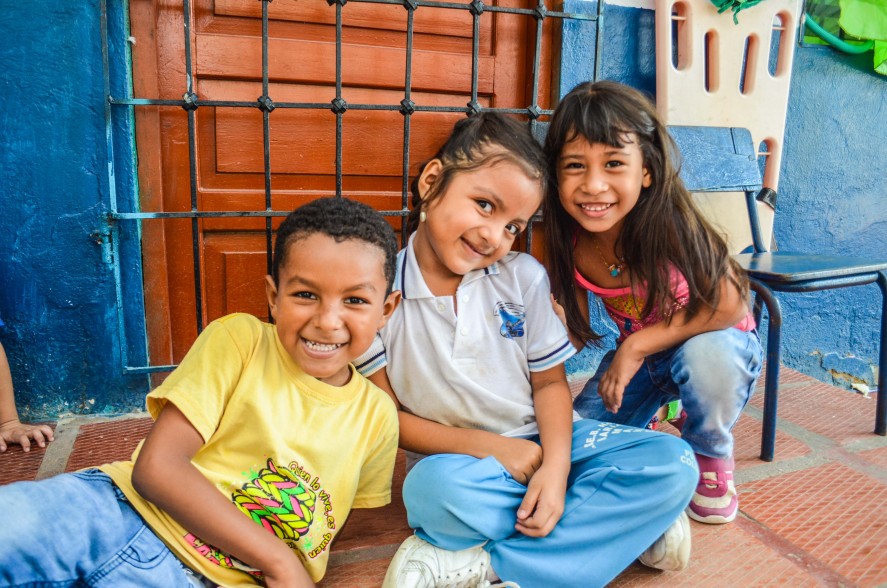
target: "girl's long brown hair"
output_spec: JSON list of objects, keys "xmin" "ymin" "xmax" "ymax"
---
[{"xmin": 543, "ymin": 81, "xmax": 748, "ymax": 346}]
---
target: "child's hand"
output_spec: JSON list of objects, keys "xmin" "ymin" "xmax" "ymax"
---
[
  {"xmin": 488, "ymin": 436, "xmax": 543, "ymax": 485},
  {"xmin": 0, "ymin": 419, "xmax": 54, "ymax": 452},
  {"xmin": 262, "ymin": 554, "xmax": 316, "ymax": 588},
  {"xmin": 598, "ymin": 344, "xmax": 645, "ymax": 413},
  {"xmin": 514, "ymin": 462, "xmax": 568, "ymax": 537}
]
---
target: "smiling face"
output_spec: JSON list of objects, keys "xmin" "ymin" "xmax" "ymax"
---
[
  {"xmin": 266, "ymin": 233, "xmax": 399, "ymax": 387},
  {"xmin": 412, "ymin": 157, "xmax": 543, "ymax": 295},
  {"xmin": 557, "ymin": 133, "xmax": 652, "ymax": 240}
]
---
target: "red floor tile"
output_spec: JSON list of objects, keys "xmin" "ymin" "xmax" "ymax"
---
[
  {"xmin": 740, "ymin": 462, "xmax": 887, "ymax": 587},
  {"xmin": 733, "ymin": 412, "xmax": 811, "ymax": 467},
  {"xmin": 857, "ymin": 445, "xmax": 887, "ymax": 469},
  {"xmin": 611, "ymin": 520, "xmax": 820, "ymax": 587},
  {"xmin": 750, "ymin": 365, "xmax": 830, "ymax": 390},
  {"xmin": 65, "ymin": 417, "xmax": 153, "ymax": 471},
  {"xmin": 749, "ymin": 366, "xmax": 879, "ymax": 446},
  {"xmin": 319, "ymin": 555, "xmax": 390, "ymax": 587},
  {"xmin": 0, "ymin": 422, "xmax": 55, "ymax": 486}
]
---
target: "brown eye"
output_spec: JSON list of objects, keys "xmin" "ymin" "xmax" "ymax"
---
[{"xmin": 476, "ymin": 200, "xmax": 493, "ymax": 213}]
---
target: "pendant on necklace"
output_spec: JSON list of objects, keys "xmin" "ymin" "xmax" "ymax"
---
[{"xmin": 590, "ymin": 236, "xmax": 625, "ymax": 278}]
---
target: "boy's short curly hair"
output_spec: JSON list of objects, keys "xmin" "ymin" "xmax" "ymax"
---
[{"xmin": 272, "ymin": 197, "xmax": 398, "ymax": 295}]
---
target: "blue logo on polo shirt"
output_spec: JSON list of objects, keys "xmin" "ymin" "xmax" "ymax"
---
[{"xmin": 496, "ymin": 302, "xmax": 526, "ymax": 339}]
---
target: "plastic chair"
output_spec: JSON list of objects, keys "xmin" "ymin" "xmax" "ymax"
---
[
  {"xmin": 669, "ymin": 125, "xmax": 887, "ymax": 462},
  {"xmin": 654, "ymin": 0, "xmax": 800, "ymax": 252}
]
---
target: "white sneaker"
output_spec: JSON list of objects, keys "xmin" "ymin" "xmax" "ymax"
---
[
  {"xmin": 638, "ymin": 511, "xmax": 691, "ymax": 571},
  {"xmin": 382, "ymin": 535, "xmax": 518, "ymax": 588}
]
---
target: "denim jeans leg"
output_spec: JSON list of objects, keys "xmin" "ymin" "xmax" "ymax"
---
[
  {"xmin": 670, "ymin": 329, "xmax": 763, "ymax": 459},
  {"xmin": 573, "ymin": 350, "xmax": 673, "ymax": 427},
  {"xmin": 0, "ymin": 469, "xmax": 196, "ymax": 587}
]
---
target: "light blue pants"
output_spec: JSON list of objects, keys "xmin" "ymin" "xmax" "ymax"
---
[
  {"xmin": 574, "ymin": 328, "xmax": 763, "ymax": 459},
  {"xmin": 0, "ymin": 469, "xmax": 202, "ymax": 587},
  {"xmin": 404, "ymin": 419, "xmax": 698, "ymax": 588}
]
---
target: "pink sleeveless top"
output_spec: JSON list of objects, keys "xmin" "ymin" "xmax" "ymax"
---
[{"xmin": 574, "ymin": 268, "xmax": 755, "ymax": 341}]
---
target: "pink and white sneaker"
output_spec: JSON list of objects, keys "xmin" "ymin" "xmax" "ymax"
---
[{"xmin": 687, "ymin": 453, "xmax": 738, "ymax": 524}]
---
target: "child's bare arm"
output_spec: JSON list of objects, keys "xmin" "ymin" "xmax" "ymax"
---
[
  {"xmin": 515, "ymin": 365, "xmax": 572, "ymax": 538},
  {"xmin": 0, "ymin": 343, "xmax": 53, "ymax": 453},
  {"xmin": 599, "ymin": 274, "xmax": 748, "ymax": 413},
  {"xmin": 132, "ymin": 403, "xmax": 315, "ymax": 588},
  {"xmin": 368, "ymin": 368, "xmax": 543, "ymax": 484}
]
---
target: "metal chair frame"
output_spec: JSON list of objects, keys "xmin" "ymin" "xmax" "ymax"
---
[{"xmin": 669, "ymin": 125, "xmax": 887, "ymax": 462}]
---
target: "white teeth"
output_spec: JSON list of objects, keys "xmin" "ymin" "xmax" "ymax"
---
[
  {"xmin": 581, "ymin": 203, "xmax": 611, "ymax": 212},
  {"xmin": 304, "ymin": 339, "xmax": 343, "ymax": 352}
]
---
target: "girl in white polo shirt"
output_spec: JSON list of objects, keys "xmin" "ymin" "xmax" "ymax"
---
[{"xmin": 355, "ymin": 112, "xmax": 698, "ymax": 588}]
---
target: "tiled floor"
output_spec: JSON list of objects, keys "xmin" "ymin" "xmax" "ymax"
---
[{"xmin": 2, "ymin": 366, "xmax": 885, "ymax": 587}]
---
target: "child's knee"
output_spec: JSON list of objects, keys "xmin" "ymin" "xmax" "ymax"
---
[
  {"xmin": 402, "ymin": 455, "xmax": 475, "ymax": 513},
  {"xmin": 676, "ymin": 332, "xmax": 732, "ymax": 375},
  {"xmin": 673, "ymin": 331, "xmax": 760, "ymax": 395}
]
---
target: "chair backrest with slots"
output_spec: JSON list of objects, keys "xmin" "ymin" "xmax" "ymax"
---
[{"xmin": 655, "ymin": 0, "xmax": 802, "ymax": 253}]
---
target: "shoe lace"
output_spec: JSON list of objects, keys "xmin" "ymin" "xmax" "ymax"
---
[
  {"xmin": 436, "ymin": 560, "xmax": 521, "ymax": 588},
  {"xmin": 701, "ymin": 471, "xmax": 725, "ymax": 490}
]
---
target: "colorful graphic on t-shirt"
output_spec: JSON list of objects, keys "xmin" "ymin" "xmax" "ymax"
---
[
  {"xmin": 182, "ymin": 458, "xmax": 334, "ymax": 575},
  {"xmin": 602, "ymin": 289, "xmax": 688, "ymax": 339},
  {"xmin": 183, "ymin": 532, "xmax": 263, "ymax": 577},
  {"xmin": 232, "ymin": 458, "xmax": 317, "ymax": 542},
  {"xmin": 496, "ymin": 301, "xmax": 526, "ymax": 339}
]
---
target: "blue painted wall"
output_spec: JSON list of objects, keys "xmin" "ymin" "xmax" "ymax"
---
[
  {"xmin": 0, "ymin": 0, "xmax": 882, "ymax": 420},
  {"xmin": 776, "ymin": 46, "xmax": 886, "ymax": 389},
  {"xmin": 0, "ymin": 1, "xmax": 148, "ymax": 420}
]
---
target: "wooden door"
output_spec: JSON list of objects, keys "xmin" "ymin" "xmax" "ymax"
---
[{"xmin": 130, "ymin": 0, "xmax": 553, "ymax": 365}]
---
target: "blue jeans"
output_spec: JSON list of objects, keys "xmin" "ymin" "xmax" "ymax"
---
[
  {"xmin": 0, "ymin": 469, "xmax": 202, "ymax": 587},
  {"xmin": 403, "ymin": 419, "xmax": 698, "ymax": 588},
  {"xmin": 574, "ymin": 328, "xmax": 763, "ymax": 459}
]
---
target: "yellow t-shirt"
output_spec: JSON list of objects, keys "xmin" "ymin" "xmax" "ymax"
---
[{"xmin": 101, "ymin": 313, "xmax": 398, "ymax": 586}]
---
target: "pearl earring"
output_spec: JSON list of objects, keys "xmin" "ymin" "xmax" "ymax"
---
[{"xmin": 419, "ymin": 210, "xmax": 427, "ymax": 223}]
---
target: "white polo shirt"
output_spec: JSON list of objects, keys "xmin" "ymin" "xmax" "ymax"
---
[{"xmin": 355, "ymin": 234, "xmax": 577, "ymax": 443}]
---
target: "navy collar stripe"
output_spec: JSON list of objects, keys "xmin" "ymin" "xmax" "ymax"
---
[{"xmin": 354, "ymin": 350, "xmax": 386, "ymax": 372}]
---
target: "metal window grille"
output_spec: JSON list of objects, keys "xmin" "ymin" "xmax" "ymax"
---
[{"xmin": 102, "ymin": 0, "xmax": 601, "ymax": 374}]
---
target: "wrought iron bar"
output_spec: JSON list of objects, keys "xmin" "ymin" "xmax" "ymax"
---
[
  {"xmin": 260, "ymin": 0, "xmax": 274, "ymax": 278},
  {"xmin": 104, "ymin": 0, "xmax": 601, "ymax": 373},
  {"xmin": 181, "ymin": 0, "xmax": 204, "ymax": 334}
]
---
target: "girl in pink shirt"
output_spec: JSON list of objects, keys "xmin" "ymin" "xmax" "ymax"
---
[{"xmin": 545, "ymin": 81, "xmax": 763, "ymax": 525}]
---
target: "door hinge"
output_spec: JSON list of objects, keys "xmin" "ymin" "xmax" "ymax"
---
[{"xmin": 91, "ymin": 218, "xmax": 115, "ymax": 266}]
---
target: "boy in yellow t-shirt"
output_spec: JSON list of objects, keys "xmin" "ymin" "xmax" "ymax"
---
[{"xmin": 0, "ymin": 197, "xmax": 402, "ymax": 588}]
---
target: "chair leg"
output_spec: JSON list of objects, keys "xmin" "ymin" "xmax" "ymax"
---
[
  {"xmin": 749, "ymin": 279, "xmax": 782, "ymax": 462},
  {"xmin": 752, "ymin": 291, "xmax": 764, "ymax": 328},
  {"xmin": 876, "ymin": 272, "xmax": 887, "ymax": 436}
]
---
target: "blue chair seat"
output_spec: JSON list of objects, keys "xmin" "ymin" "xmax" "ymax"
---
[{"xmin": 736, "ymin": 253, "xmax": 887, "ymax": 283}]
